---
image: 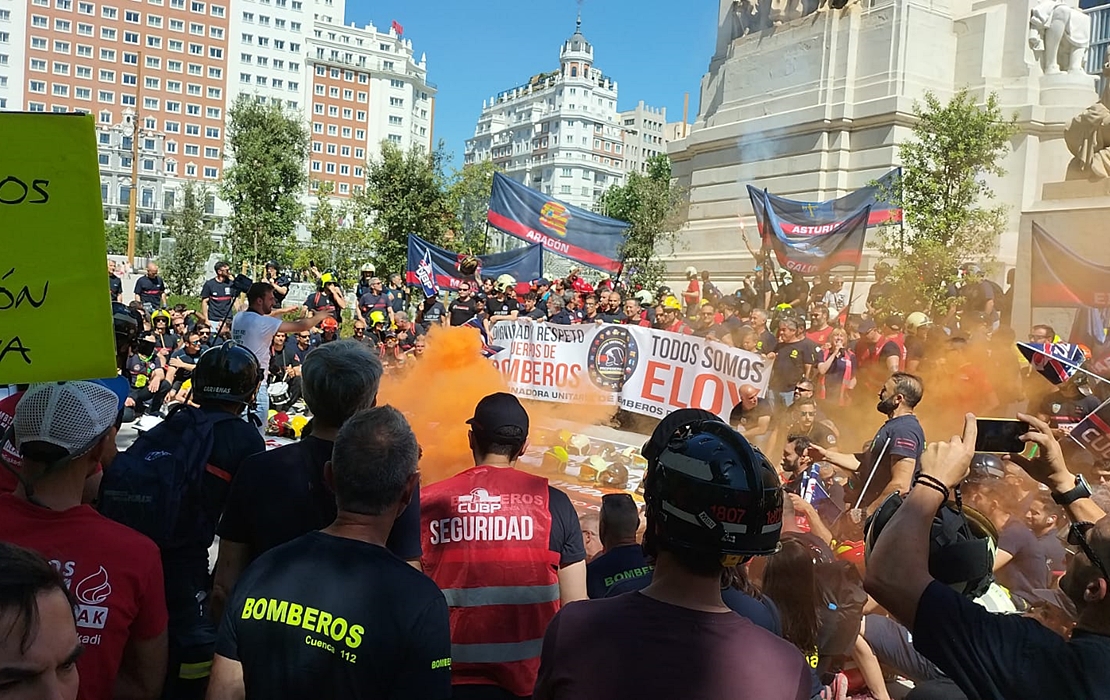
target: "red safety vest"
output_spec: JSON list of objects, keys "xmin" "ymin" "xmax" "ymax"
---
[
  {"xmin": 859, "ymin": 333, "xmax": 906, "ymax": 390},
  {"xmin": 421, "ymin": 466, "xmax": 561, "ymax": 697}
]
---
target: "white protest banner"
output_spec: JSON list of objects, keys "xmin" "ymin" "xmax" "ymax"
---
[{"xmin": 489, "ymin": 320, "xmax": 772, "ymax": 421}]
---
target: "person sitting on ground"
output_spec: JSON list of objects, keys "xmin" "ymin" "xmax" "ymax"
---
[
  {"xmin": 165, "ymin": 330, "xmax": 204, "ymax": 404},
  {"xmin": 207, "ymin": 407, "xmax": 452, "ymax": 700},
  {"xmin": 126, "ymin": 335, "xmax": 170, "ymax": 418},
  {"xmin": 586, "ymin": 494, "xmax": 652, "ymax": 599}
]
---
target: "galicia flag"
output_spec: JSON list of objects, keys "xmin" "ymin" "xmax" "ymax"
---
[
  {"xmin": 463, "ymin": 316, "xmax": 503, "ymax": 358},
  {"xmin": 748, "ymin": 168, "xmax": 902, "ymax": 232},
  {"xmin": 487, "ymin": 172, "xmax": 627, "ymax": 273},
  {"xmin": 405, "ymin": 234, "xmax": 542, "ymax": 295},
  {"xmin": 1016, "ymin": 342, "xmax": 1088, "ymax": 385},
  {"xmin": 1031, "ymin": 223, "xmax": 1110, "ymax": 308},
  {"xmin": 414, "ymin": 248, "xmax": 439, "ymax": 299},
  {"xmin": 1071, "ymin": 397, "xmax": 1110, "ymax": 460},
  {"xmin": 749, "ymin": 186, "xmax": 871, "ymax": 275}
]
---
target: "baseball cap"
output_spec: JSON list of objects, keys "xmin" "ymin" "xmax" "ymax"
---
[
  {"xmin": 534, "ymin": 278, "xmax": 551, "ymax": 288},
  {"xmin": 884, "ymin": 314, "xmax": 904, "ymax": 331},
  {"xmin": 467, "ymin": 392, "xmax": 529, "ymax": 440},
  {"xmin": 858, "ymin": 319, "xmax": 877, "ymax": 333},
  {"xmin": 14, "ymin": 381, "xmax": 120, "ymax": 461}
]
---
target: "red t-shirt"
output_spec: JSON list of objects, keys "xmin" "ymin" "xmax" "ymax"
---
[
  {"xmin": 806, "ymin": 326, "xmax": 834, "ymax": 347},
  {"xmin": 0, "ymin": 494, "xmax": 167, "ymax": 700},
  {"xmin": 683, "ymin": 279, "xmax": 701, "ymax": 307}
]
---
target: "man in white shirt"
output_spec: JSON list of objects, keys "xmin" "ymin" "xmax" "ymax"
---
[{"xmin": 232, "ymin": 282, "xmax": 332, "ymax": 431}]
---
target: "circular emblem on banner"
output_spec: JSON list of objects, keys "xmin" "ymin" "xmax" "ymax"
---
[{"xmin": 588, "ymin": 326, "xmax": 638, "ymax": 391}]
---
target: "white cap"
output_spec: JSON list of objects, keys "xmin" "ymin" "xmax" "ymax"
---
[{"xmin": 15, "ymin": 381, "xmax": 118, "ymax": 458}]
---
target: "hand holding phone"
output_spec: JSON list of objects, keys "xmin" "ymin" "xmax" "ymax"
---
[{"xmin": 975, "ymin": 418, "xmax": 1031, "ymax": 453}]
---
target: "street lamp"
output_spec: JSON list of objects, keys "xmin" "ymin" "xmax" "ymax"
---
[{"xmin": 122, "ymin": 106, "xmax": 140, "ymax": 268}]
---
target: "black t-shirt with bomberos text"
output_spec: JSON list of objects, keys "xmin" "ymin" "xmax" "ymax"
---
[
  {"xmin": 586, "ymin": 544, "xmax": 652, "ymax": 599},
  {"xmin": 201, "ymin": 277, "xmax": 236, "ymax": 321},
  {"xmin": 448, "ymin": 297, "xmax": 478, "ymax": 326},
  {"xmin": 216, "ymin": 531, "xmax": 452, "ymax": 700},
  {"xmin": 218, "ymin": 436, "xmax": 422, "ymax": 564}
]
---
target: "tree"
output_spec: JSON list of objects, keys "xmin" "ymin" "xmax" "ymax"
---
[
  {"xmin": 446, "ymin": 160, "xmax": 498, "ymax": 254},
  {"xmin": 162, "ymin": 182, "xmax": 216, "ymax": 295},
  {"xmin": 875, "ymin": 89, "xmax": 1017, "ymax": 314},
  {"xmin": 220, "ymin": 95, "xmax": 309, "ymax": 271},
  {"xmin": 295, "ymin": 181, "xmax": 374, "ymax": 283},
  {"xmin": 105, "ymin": 222, "xmax": 129, "ymax": 255},
  {"xmin": 358, "ymin": 141, "xmax": 454, "ymax": 276},
  {"xmin": 599, "ymin": 154, "xmax": 687, "ymax": 291}
]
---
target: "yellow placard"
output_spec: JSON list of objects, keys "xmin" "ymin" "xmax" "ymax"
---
[{"xmin": 0, "ymin": 112, "xmax": 117, "ymax": 383}]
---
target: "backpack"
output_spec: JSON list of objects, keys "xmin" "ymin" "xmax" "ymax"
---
[{"xmin": 98, "ymin": 405, "xmax": 239, "ymax": 550}]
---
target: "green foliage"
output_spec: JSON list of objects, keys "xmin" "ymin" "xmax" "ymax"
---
[
  {"xmin": 875, "ymin": 89, "xmax": 1017, "ymax": 314},
  {"xmin": 598, "ymin": 154, "xmax": 687, "ymax": 291},
  {"xmin": 357, "ymin": 141, "xmax": 454, "ymax": 276},
  {"xmin": 446, "ymin": 160, "xmax": 498, "ymax": 254},
  {"xmin": 294, "ymin": 181, "xmax": 374, "ymax": 285},
  {"xmin": 220, "ymin": 95, "xmax": 310, "ymax": 272},
  {"xmin": 104, "ymin": 222, "xmax": 159, "ymax": 258},
  {"xmin": 166, "ymin": 294, "xmax": 202, "ymax": 312},
  {"xmin": 162, "ymin": 182, "xmax": 216, "ymax": 295}
]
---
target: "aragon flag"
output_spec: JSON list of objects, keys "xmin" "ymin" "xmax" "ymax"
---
[
  {"xmin": 1031, "ymin": 223, "xmax": 1110, "ymax": 308},
  {"xmin": 487, "ymin": 173, "xmax": 627, "ymax": 273}
]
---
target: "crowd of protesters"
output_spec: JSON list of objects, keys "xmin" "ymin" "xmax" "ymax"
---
[{"xmin": 2, "ymin": 253, "xmax": 1108, "ymax": 700}]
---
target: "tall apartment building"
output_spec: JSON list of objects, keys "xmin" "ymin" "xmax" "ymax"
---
[
  {"xmin": 305, "ymin": 19, "xmax": 433, "ymax": 197},
  {"xmin": 463, "ymin": 18, "xmax": 625, "ymax": 211},
  {"xmin": 619, "ymin": 101, "xmax": 666, "ymax": 175},
  {"xmin": 2, "ymin": 0, "xmax": 434, "ymax": 233}
]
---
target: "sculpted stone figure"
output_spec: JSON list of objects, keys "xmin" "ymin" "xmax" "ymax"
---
[
  {"xmin": 1029, "ymin": 0, "xmax": 1090, "ymax": 75},
  {"xmin": 1064, "ymin": 61, "xmax": 1110, "ymax": 179}
]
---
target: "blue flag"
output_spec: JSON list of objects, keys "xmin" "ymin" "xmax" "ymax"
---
[
  {"xmin": 415, "ymin": 248, "xmax": 439, "ymax": 299},
  {"xmin": 405, "ymin": 234, "xmax": 542, "ymax": 295},
  {"xmin": 1016, "ymin": 342, "xmax": 1087, "ymax": 385}
]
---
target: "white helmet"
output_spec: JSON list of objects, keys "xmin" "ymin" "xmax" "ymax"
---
[
  {"xmin": 360, "ymin": 262, "xmax": 376, "ymax": 274},
  {"xmin": 495, "ymin": 274, "xmax": 517, "ymax": 294},
  {"xmin": 635, "ymin": 290, "xmax": 654, "ymax": 306},
  {"xmin": 685, "ymin": 266, "xmax": 698, "ymax": 278},
  {"xmin": 906, "ymin": 311, "xmax": 932, "ymax": 332}
]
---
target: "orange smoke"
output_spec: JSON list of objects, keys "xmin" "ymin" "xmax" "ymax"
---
[{"xmin": 378, "ymin": 325, "xmax": 616, "ymax": 484}]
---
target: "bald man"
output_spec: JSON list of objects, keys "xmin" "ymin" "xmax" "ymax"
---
[{"xmin": 729, "ymin": 384, "xmax": 772, "ymax": 438}]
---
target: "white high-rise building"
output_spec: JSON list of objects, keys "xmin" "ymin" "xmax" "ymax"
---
[
  {"xmin": 225, "ymin": 0, "xmax": 318, "ymax": 112},
  {"xmin": 619, "ymin": 101, "xmax": 668, "ymax": 175},
  {"xmin": 464, "ymin": 18, "xmax": 625, "ymax": 211},
  {"xmin": 0, "ymin": 0, "xmax": 26, "ymax": 111}
]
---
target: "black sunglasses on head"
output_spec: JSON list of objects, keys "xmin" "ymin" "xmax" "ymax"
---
[{"xmin": 1069, "ymin": 522, "xmax": 1110, "ymax": 582}]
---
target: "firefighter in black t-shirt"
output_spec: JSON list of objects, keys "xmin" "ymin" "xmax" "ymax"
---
[
  {"xmin": 448, "ymin": 282, "xmax": 479, "ymax": 327},
  {"xmin": 210, "ymin": 406, "xmax": 451, "ymax": 700},
  {"xmin": 487, "ymin": 275, "xmax": 520, "ymax": 324}
]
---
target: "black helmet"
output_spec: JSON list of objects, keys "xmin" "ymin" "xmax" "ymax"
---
[
  {"xmin": 969, "ymin": 452, "xmax": 1005, "ymax": 481},
  {"xmin": 113, "ymin": 302, "xmax": 143, "ymax": 352},
  {"xmin": 193, "ymin": 341, "xmax": 261, "ymax": 404},
  {"xmin": 642, "ymin": 410, "xmax": 783, "ymax": 560},
  {"xmin": 865, "ymin": 492, "xmax": 997, "ymax": 599},
  {"xmin": 266, "ymin": 260, "xmax": 279, "ymax": 270}
]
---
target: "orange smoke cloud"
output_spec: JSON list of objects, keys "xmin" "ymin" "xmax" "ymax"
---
[{"xmin": 378, "ymin": 325, "xmax": 616, "ymax": 484}]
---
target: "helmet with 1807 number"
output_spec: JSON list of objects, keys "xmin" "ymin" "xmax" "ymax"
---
[
  {"xmin": 642, "ymin": 409, "xmax": 784, "ymax": 563},
  {"xmin": 192, "ymin": 341, "xmax": 262, "ymax": 405}
]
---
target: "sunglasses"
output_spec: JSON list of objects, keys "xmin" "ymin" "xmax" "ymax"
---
[
  {"xmin": 1068, "ymin": 522, "xmax": 1110, "ymax": 582},
  {"xmin": 297, "ymin": 334, "xmax": 311, "ymax": 339},
  {"xmin": 799, "ymin": 411, "xmax": 817, "ymax": 417},
  {"xmin": 794, "ymin": 386, "xmax": 812, "ymax": 393}
]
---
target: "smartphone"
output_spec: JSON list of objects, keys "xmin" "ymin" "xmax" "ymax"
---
[{"xmin": 975, "ymin": 418, "xmax": 1030, "ymax": 453}]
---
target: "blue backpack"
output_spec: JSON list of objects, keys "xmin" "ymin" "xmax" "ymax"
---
[{"xmin": 98, "ymin": 406, "xmax": 238, "ymax": 550}]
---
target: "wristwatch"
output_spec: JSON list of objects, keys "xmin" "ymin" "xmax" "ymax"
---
[{"xmin": 1052, "ymin": 474, "xmax": 1092, "ymax": 506}]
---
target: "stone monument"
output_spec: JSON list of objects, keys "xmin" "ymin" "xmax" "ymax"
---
[{"xmin": 668, "ymin": 0, "xmax": 1099, "ymax": 299}]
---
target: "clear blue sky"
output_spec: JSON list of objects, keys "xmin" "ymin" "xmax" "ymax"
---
[{"xmin": 343, "ymin": 0, "xmax": 720, "ymax": 165}]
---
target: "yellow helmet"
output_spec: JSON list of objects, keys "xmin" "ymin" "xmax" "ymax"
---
[
  {"xmin": 369, "ymin": 310, "xmax": 387, "ymax": 326},
  {"xmin": 151, "ymin": 310, "xmax": 172, "ymax": 324},
  {"xmin": 290, "ymin": 414, "xmax": 309, "ymax": 437},
  {"xmin": 662, "ymin": 296, "xmax": 682, "ymax": 311}
]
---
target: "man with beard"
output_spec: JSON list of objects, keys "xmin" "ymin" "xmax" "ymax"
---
[
  {"xmin": 865, "ymin": 413, "xmax": 1110, "ymax": 700},
  {"xmin": 812, "ymin": 372, "xmax": 925, "ymax": 516},
  {"xmin": 1027, "ymin": 492, "xmax": 1068, "ymax": 573},
  {"xmin": 201, "ymin": 260, "xmax": 237, "ymax": 333},
  {"xmin": 417, "ymin": 292, "xmax": 449, "ymax": 331}
]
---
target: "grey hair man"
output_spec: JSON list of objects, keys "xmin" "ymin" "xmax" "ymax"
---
[
  {"xmin": 209, "ymin": 407, "xmax": 453, "ymax": 700},
  {"xmin": 212, "ymin": 341, "xmax": 424, "ymax": 620}
]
